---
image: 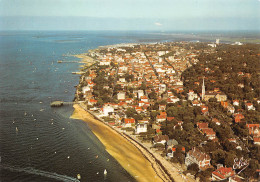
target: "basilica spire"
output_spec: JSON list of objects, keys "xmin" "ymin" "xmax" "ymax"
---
[{"xmin": 202, "ymin": 77, "xmax": 205, "ymax": 100}]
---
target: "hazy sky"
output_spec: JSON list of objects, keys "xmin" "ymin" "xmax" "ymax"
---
[{"xmin": 0, "ymin": 0, "xmax": 259, "ymax": 31}]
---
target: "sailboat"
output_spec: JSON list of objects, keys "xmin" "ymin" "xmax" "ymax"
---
[
  {"xmin": 77, "ymin": 174, "xmax": 81, "ymax": 180},
  {"xmin": 104, "ymin": 169, "xmax": 107, "ymax": 175}
]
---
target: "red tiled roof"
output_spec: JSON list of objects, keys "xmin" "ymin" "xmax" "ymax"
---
[
  {"xmin": 197, "ymin": 122, "xmax": 208, "ymax": 129},
  {"xmin": 202, "ymin": 128, "xmax": 216, "ymax": 136},
  {"xmin": 124, "ymin": 118, "xmax": 135, "ymax": 124},
  {"xmin": 157, "ymin": 115, "xmax": 166, "ymax": 119},
  {"xmin": 253, "ymin": 137, "xmax": 260, "ymax": 142},
  {"xmin": 153, "ymin": 135, "xmax": 169, "ymax": 142},
  {"xmin": 89, "ymin": 99, "xmax": 97, "ymax": 103},
  {"xmin": 160, "ymin": 112, "xmax": 167, "ymax": 116},
  {"xmin": 212, "ymin": 167, "xmax": 235, "ymax": 180},
  {"xmin": 167, "ymin": 117, "xmax": 175, "ymax": 121},
  {"xmin": 188, "ymin": 147, "xmax": 211, "ymax": 162},
  {"xmin": 247, "ymin": 124, "xmax": 260, "ymax": 128}
]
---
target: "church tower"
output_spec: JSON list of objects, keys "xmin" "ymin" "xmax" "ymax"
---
[{"xmin": 202, "ymin": 77, "xmax": 205, "ymax": 100}]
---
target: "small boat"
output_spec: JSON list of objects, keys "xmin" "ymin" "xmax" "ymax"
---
[
  {"xmin": 16, "ymin": 127, "xmax": 18, "ymax": 132},
  {"xmin": 77, "ymin": 174, "xmax": 81, "ymax": 180},
  {"xmin": 104, "ymin": 169, "xmax": 107, "ymax": 175}
]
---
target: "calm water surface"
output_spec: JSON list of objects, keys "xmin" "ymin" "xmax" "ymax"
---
[{"xmin": 0, "ymin": 31, "xmax": 138, "ymax": 182}]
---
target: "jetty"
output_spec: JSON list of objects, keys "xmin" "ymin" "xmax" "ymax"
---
[
  {"xmin": 58, "ymin": 61, "xmax": 80, "ymax": 63},
  {"xmin": 72, "ymin": 72, "xmax": 85, "ymax": 75},
  {"xmin": 50, "ymin": 101, "xmax": 84, "ymax": 107}
]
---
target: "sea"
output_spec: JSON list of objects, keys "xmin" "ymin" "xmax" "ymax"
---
[{"xmin": 0, "ymin": 30, "xmax": 259, "ymax": 182}]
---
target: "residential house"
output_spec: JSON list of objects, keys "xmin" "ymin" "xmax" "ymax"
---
[
  {"xmin": 159, "ymin": 104, "xmax": 166, "ymax": 111},
  {"xmin": 212, "ymin": 118, "xmax": 221, "ymax": 125},
  {"xmin": 212, "ymin": 167, "xmax": 235, "ymax": 181},
  {"xmin": 192, "ymin": 99, "xmax": 201, "ymax": 106},
  {"xmin": 253, "ymin": 137, "xmax": 260, "ymax": 145},
  {"xmin": 167, "ymin": 117, "xmax": 175, "ymax": 121},
  {"xmin": 117, "ymin": 92, "xmax": 126, "ymax": 100},
  {"xmin": 138, "ymin": 90, "xmax": 144, "ymax": 99},
  {"xmin": 233, "ymin": 100, "xmax": 239, "ymax": 106},
  {"xmin": 82, "ymin": 86, "xmax": 91, "ymax": 95},
  {"xmin": 202, "ymin": 128, "xmax": 216, "ymax": 140},
  {"xmin": 221, "ymin": 101, "xmax": 228, "ymax": 108},
  {"xmin": 156, "ymin": 115, "xmax": 166, "ymax": 122},
  {"xmin": 124, "ymin": 118, "xmax": 135, "ymax": 128},
  {"xmin": 227, "ymin": 105, "xmax": 235, "ymax": 114},
  {"xmin": 140, "ymin": 96, "xmax": 149, "ymax": 102},
  {"xmin": 153, "ymin": 135, "xmax": 169, "ymax": 145},
  {"xmin": 234, "ymin": 113, "xmax": 245, "ymax": 123},
  {"xmin": 245, "ymin": 103, "xmax": 255, "ymax": 111},
  {"xmin": 167, "ymin": 147, "xmax": 185, "ymax": 158},
  {"xmin": 103, "ymin": 105, "xmax": 114, "ymax": 116},
  {"xmin": 174, "ymin": 121, "xmax": 183, "ymax": 130},
  {"xmin": 200, "ymin": 105, "xmax": 209, "ymax": 115},
  {"xmin": 185, "ymin": 147, "xmax": 211, "ymax": 170},
  {"xmin": 246, "ymin": 124, "xmax": 260, "ymax": 137},
  {"xmin": 119, "ymin": 77, "xmax": 126, "ymax": 83},
  {"xmin": 228, "ymin": 175, "xmax": 244, "ymax": 182},
  {"xmin": 197, "ymin": 122, "xmax": 209, "ymax": 130},
  {"xmin": 187, "ymin": 90, "xmax": 198, "ymax": 101},
  {"xmin": 88, "ymin": 99, "xmax": 97, "ymax": 106},
  {"xmin": 135, "ymin": 123, "xmax": 148, "ymax": 134}
]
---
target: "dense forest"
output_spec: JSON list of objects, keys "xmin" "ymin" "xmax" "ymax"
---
[
  {"xmin": 178, "ymin": 44, "xmax": 260, "ymax": 180},
  {"xmin": 182, "ymin": 44, "xmax": 260, "ymax": 102}
]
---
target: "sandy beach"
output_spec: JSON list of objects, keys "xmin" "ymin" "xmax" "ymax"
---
[
  {"xmin": 74, "ymin": 53, "xmax": 94, "ymax": 63},
  {"xmin": 71, "ymin": 104, "xmax": 170, "ymax": 182}
]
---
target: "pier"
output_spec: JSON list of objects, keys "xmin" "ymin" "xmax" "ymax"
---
[
  {"xmin": 58, "ymin": 60, "xmax": 80, "ymax": 63},
  {"xmin": 50, "ymin": 101, "xmax": 84, "ymax": 107},
  {"xmin": 72, "ymin": 72, "xmax": 85, "ymax": 75}
]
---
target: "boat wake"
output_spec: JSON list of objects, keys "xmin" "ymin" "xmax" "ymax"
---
[{"xmin": 0, "ymin": 164, "xmax": 80, "ymax": 182}]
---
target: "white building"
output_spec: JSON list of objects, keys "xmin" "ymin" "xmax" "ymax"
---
[
  {"xmin": 119, "ymin": 66, "xmax": 128, "ymax": 72},
  {"xmin": 138, "ymin": 90, "xmax": 144, "ymax": 99},
  {"xmin": 99, "ymin": 61, "xmax": 110, "ymax": 66},
  {"xmin": 119, "ymin": 77, "xmax": 126, "ymax": 83},
  {"xmin": 103, "ymin": 105, "xmax": 114, "ymax": 116},
  {"xmin": 187, "ymin": 90, "xmax": 198, "ymax": 101},
  {"xmin": 82, "ymin": 86, "xmax": 91, "ymax": 95},
  {"xmin": 159, "ymin": 84, "xmax": 166, "ymax": 92},
  {"xmin": 135, "ymin": 123, "xmax": 148, "ymax": 134},
  {"xmin": 117, "ymin": 92, "xmax": 126, "ymax": 100},
  {"xmin": 216, "ymin": 39, "xmax": 220, "ymax": 45}
]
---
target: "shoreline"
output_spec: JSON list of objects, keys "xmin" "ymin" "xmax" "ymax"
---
[
  {"xmin": 71, "ymin": 103, "xmax": 189, "ymax": 182},
  {"xmin": 70, "ymin": 104, "xmax": 166, "ymax": 182}
]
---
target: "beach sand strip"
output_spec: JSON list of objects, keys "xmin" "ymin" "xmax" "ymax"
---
[{"xmin": 71, "ymin": 104, "xmax": 172, "ymax": 182}]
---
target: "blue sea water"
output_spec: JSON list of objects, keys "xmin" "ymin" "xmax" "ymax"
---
[{"xmin": 0, "ymin": 31, "xmax": 140, "ymax": 182}]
